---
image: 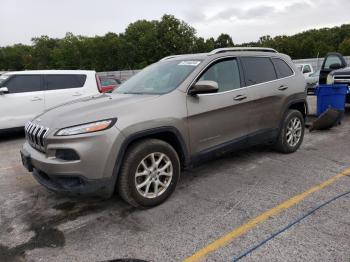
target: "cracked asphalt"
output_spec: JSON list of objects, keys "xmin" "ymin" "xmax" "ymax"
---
[{"xmin": 0, "ymin": 99, "xmax": 350, "ymax": 262}]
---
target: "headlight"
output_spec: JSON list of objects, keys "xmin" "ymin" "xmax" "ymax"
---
[
  {"xmin": 55, "ymin": 119, "xmax": 116, "ymax": 136},
  {"xmin": 326, "ymin": 74, "xmax": 334, "ymax": 85}
]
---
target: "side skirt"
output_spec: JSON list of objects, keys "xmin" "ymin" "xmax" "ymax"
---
[{"xmin": 189, "ymin": 128, "xmax": 278, "ymax": 168}]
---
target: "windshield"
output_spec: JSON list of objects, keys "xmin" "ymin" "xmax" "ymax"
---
[
  {"xmin": 115, "ymin": 60, "xmax": 202, "ymax": 94},
  {"xmin": 0, "ymin": 74, "xmax": 10, "ymax": 86}
]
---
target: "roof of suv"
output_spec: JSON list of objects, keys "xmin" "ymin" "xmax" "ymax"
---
[
  {"xmin": 160, "ymin": 47, "xmax": 291, "ymax": 62},
  {"xmin": 5, "ymin": 70, "xmax": 96, "ymax": 75}
]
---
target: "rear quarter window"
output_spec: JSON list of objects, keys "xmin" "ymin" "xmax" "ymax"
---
[
  {"xmin": 241, "ymin": 57, "xmax": 277, "ymax": 86},
  {"xmin": 45, "ymin": 74, "xmax": 87, "ymax": 90},
  {"xmin": 272, "ymin": 58, "xmax": 294, "ymax": 78}
]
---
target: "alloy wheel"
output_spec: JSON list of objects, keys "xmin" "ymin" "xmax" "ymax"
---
[
  {"xmin": 286, "ymin": 117, "xmax": 302, "ymax": 147},
  {"xmin": 135, "ymin": 152, "xmax": 173, "ymax": 199}
]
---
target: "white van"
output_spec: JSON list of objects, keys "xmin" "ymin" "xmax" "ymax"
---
[{"xmin": 0, "ymin": 70, "xmax": 102, "ymax": 130}]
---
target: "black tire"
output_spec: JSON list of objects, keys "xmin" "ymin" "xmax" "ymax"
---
[
  {"xmin": 274, "ymin": 109, "xmax": 305, "ymax": 154},
  {"xmin": 117, "ymin": 139, "xmax": 180, "ymax": 208}
]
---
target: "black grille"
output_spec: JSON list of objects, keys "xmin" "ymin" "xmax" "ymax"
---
[
  {"xmin": 25, "ymin": 122, "xmax": 49, "ymax": 152},
  {"xmin": 334, "ymin": 75, "xmax": 350, "ymax": 85}
]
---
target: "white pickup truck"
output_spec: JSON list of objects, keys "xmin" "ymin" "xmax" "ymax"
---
[
  {"xmin": 0, "ymin": 70, "xmax": 102, "ymax": 130},
  {"xmin": 296, "ymin": 63, "xmax": 314, "ymax": 77}
]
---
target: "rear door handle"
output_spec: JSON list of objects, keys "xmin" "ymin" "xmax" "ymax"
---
[
  {"xmin": 278, "ymin": 85, "xmax": 289, "ymax": 91},
  {"xmin": 31, "ymin": 97, "xmax": 43, "ymax": 101},
  {"xmin": 233, "ymin": 94, "xmax": 247, "ymax": 101},
  {"xmin": 72, "ymin": 92, "xmax": 83, "ymax": 96}
]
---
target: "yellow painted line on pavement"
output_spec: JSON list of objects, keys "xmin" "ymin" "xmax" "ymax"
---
[{"xmin": 183, "ymin": 168, "xmax": 350, "ymax": 262}]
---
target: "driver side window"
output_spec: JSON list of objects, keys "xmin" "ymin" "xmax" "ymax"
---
[
  {"xmin": 324, "ymin": 55, "xmax": 342, "ymax": 69},
  {"xmin": 199, "ymin": 59, "xmax": 241, "ymax": 92},
  {"xmin": 303, "ymin": 65, "xmax": 311, "ymax": 73}
]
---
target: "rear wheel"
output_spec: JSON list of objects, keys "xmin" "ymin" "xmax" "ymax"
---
[
  {"xmin": 274, "ymin": 109, "xmax": 304, "ymax": 153},
  {"xmin": 117, "ymin": 139, "xmax": 180, "ymax": 208}
]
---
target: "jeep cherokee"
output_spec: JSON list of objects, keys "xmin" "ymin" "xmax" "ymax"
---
[{"xmin": 20, "ymin": 47, "xmax": 307, "ymax": 208}]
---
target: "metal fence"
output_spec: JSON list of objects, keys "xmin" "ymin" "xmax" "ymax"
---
[{"xmin": 97, "ymin": 70, "xmax": 141, "ymax": 82}]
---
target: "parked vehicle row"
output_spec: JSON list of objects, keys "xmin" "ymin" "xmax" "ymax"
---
[
  {"xmin": 20, "ymin": 47, "xmax": 307, "ymax": 208},
  {"xmin": 295, "ymin": 53, "xmax": 350, "ymax": 97}
]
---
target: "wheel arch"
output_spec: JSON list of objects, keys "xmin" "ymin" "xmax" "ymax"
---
[
  {"xmin": 112, "ymin": 126, "xmax": 189, "ymax": 185},
  {"xmin": 286, "ymin": 99, "xmax": 308, "ymax": 120}
]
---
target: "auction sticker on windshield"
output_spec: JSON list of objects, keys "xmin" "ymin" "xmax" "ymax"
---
[{"xmin": 178, "ymin": 61, "xmax": 201, "ymax": 66}]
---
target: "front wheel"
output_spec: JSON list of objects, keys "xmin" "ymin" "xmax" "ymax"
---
[
  {"xmin": 274, "ymin": 109, "xmax": 305, "ymax": 153},
  {"xmin": 117, "ymin": 139, "xmax": 180, "ymax": 208}
]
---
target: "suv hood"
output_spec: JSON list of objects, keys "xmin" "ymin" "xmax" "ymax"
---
[
  {"xmin": 330, "ymin": 66, "xmax": 350, "ymax": 76},
  {"xmin": 33, "ymin": 93, "xmax": 159, "ymax": 129}
]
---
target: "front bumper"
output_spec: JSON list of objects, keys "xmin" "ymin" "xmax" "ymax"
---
[{"xmin": 20, "ymin": 126, "xmax": 125, "ymax": 197}]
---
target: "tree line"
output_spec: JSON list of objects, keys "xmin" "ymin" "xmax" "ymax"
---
[{"xmin": 1, "ymin": 14, "xmax": 350, "ymax": 71}]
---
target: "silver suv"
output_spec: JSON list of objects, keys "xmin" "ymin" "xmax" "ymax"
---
[{"xmin": 20, "ymin": 48, "xmax": 307, "ymax": 208}]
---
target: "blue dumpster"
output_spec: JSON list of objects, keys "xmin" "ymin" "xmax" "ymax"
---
[{"xmin": 315, "ymin": 84, "xmax": 348, "ymax": 116}]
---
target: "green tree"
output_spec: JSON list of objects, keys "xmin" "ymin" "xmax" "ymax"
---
[
  {"xmin": 156, "ymin": 15, "xmax": 197, "ymax": 57},
  {"xmin": 205, "ymin": 37, "xmax": 216, "ymax": 51},
  {"xmin": 1, "ymin": 17, "xmax": 350, "ymax": 70},
  {"xmin": 215, "ymin": 34, "xmax": 234, "ymax": 48},
  {"xmin": 31, "ymin": 35, "xmax": 59, "ymax": 69},
  {"xmin": 51, "ymin": 33, "xmax": 85, "ymax": 69},
  {"xmin": 121, "ymin": 19, "xmax": 160, "ymax": 69},
  {"xmin": 0, "ymin": 44, "xmax": 32, "ymax": 70},
  {"xmin": 339, "ymin": 38, "xmax": 350, "ymax": 55}
]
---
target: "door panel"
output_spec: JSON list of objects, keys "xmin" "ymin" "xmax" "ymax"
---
[
  {"xmin": 186, "ymin": 58, "xmax": 250, "ymax": 154},
  {"xmin": 240, "ymin": 56, "xmax": 282, "ymax": 137},
  {"xmin": 187, "ymin": 91, "xmax": 251, "ymax": 154},
  {"xmin": 0, "ymin": 75, "xmax": 44, "ymax": 129},
  {"xmin": 245, "ymin": 80, "xmax": 288, "ymax": 136}
]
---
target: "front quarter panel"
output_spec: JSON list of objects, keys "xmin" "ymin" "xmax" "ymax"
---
[{"xmin": 115, "ymin": 90, "xmax": 189, "ymax": 153}]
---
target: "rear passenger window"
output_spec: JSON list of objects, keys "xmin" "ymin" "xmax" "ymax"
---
[
  {"xmin": 4, "ymin": 75, "xmax": 41, "ymax": 93},
  {"xmin": 272, "ymin": 58, "xmax": 294, "ymax": 78},
  {"xmin": 241, "ymin": 57, "xmax": 277, "ymax": 86},
  {"xmin": 199, "ymin": 59, "xmax": 241, "ymax": 92},
  {"xmin": 45, "ymin": 75, "xmax": 87, "ymax": 90}
]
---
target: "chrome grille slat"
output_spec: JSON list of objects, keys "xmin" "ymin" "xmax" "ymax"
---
[
  {"xmin": 334, "ymin": 75, "xmax": 350, "ymax": 85},
  {"xmin": 37, "ymin": 127, "xmax": 44, "ymax": 146},
  {"xmin": 25, "ymin": 121, "xmax": 49, "ymax": 153},
  {"xmin": 31, "ymin": 125, "xmax": 37, "ymax": 144}
]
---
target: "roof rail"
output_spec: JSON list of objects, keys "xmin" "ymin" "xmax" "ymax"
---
[
  {"xmin": 209, "ymin": 47, "xmax": 278, "ymax": 55},
  {"xmin": 160, "ymin": 54, "xmax": 189, "ymax": 61},
  {"xmin": 159, "ymin": 52, "xmax": 208, "ymax": 61}
]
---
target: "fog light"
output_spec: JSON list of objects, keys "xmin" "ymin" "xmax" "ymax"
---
[{"xmin": 55, "ymin": 149, "xmax": 80, "ymax": 161}]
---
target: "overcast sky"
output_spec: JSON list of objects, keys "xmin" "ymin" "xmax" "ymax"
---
[{"xmin": 1, "ymin": 0, "xmax": 350, "ymax": 46}]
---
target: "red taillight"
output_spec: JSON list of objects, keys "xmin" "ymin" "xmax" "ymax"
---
[
  {"xmin": 95, "ymin": 74, "xmax": 103, "ymax": 93},
  {"xmin": 100, "ymin": 85, "xmax": 115, "ymax": 93}
]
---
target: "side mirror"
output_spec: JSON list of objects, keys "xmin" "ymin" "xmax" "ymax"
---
[
  {"xmin": 189, "ymin": 81, "xmax": 218, "ymax": 96},
  {"xmin": 0, "ymin": 87, "xmax": 8, "ymax": 95},
  {"xmin": 329, "ymin": 63, "xmax": 342, "ymax": 70}
]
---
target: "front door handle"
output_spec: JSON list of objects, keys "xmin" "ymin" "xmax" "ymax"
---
[
  {"xmin": 31, "ymin": 97, "xmax": 43, "ymax": 101},
  {"xmin": 233, "ymin": 94, "xmax": 247, "ymax": 101},
  {"xmin": 278, "ymin": 85, "xmax": 289, "ymax": 91}
]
